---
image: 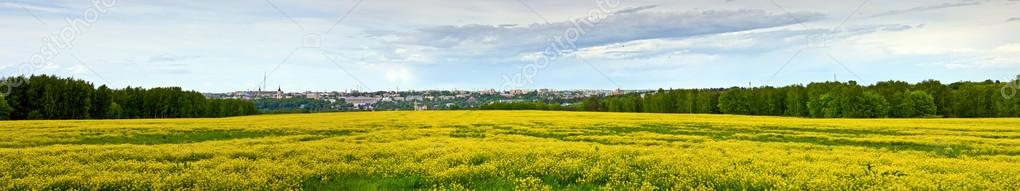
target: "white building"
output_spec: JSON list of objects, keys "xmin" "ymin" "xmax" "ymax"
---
[{"xmin": 343, "ymin": 97, "xmax": 381, "ymax": 108}]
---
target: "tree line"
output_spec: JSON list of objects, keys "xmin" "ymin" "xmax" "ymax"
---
[
  {"xmin": 483, "ymin": 79, "xmax": 1020, "ymax": 118},
  {"xmin": 478, "ymin": 102, "xmax": 584, "ymax": 111},
  {"xmin": 0, "ymin": 75, "xmax": 257, "ymax": 120},
  {"xmin": 254, "ymin": 98, "xmax": 346, "ymax": 114}
]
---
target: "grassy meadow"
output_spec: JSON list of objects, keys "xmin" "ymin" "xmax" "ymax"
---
[{"xmin": 2, "ymin": 111, "xmax": 1020, "ymax": 190}]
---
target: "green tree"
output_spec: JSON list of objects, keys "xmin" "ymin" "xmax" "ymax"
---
[
  {"xmin": 859, "ymin": 91, "xmax": 890, "ymax": 118},
  {"xmin": 696, "ymin": 90, "xmax": 720, "ymax": 114},
  {"xmin": 718, "ymin": 88, "xmax": 751, "ymax": 115},
  {"xmin": 807, "ymin": 93, "xmax": 833, "ymax": 118},
  {"xmin": 908, "ymin": 91, "xmax": 937, "ymax": 117},
  {"xmin": 888, "ymin": 91, "xmax": 914, "ymax": 118},
  {"xmin": 0, "ymin": 96, "xmax": 12, "ymax": 120},
  {"xmin": 783, "ymin": 85, "xmax": 809, "ymax": 117},
  {"xmin": 91, "ymin": 85, "xmax": 113, "ymax": 119},
  {"xmin": 951, "ymin": 83, "xmax": 997, "ymax": 118},
  {"xmin": 107, "ymin": 102, "xmax": 123, "ymax": 119}
]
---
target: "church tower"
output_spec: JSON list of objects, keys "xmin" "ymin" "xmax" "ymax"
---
[{"xmin": 275, "ymin": 86, "xmax": 283, "ymax": 99}]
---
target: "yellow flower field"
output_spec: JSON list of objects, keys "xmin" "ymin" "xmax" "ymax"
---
[{"xmin": 2, "ymin": 111, "xmax": 1020, "ymax": 190}]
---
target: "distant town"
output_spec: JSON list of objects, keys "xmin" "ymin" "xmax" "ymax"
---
[{"xmin": 202, "ymin": 88, "xmax": 646, "ymax": 112}]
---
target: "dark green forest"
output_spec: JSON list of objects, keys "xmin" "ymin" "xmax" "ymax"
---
[
  {"xmin": 485, "ymin": 80, "xmax": 1020, "ymax": 118},
  {"xmin": 0, "ymin": 75, "xmax": 257, "ymax": 120}
]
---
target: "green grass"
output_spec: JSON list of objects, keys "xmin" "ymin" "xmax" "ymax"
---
[{"xmin": 302, "ymin": 174, "xmax": 426, "ymax": 190}]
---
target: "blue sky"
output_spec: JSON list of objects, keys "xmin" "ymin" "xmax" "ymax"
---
[{"xmin": 1, "ymin": 0, "xmax": 1019, "ymax": 92}]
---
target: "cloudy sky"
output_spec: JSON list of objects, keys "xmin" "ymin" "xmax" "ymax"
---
[{"xmin": 1, "ymin": 0, "xmax": 1018, "ymax": 92}]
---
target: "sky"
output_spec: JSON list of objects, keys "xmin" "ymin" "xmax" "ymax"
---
[{"xmin": 1, "ymin": 0, "xmax": 1019, "ymax": 92}]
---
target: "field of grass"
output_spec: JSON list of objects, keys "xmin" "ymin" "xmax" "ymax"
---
[{"xmin": 2, "ymin": 111, "xmax": 1020, "ymax": 190}]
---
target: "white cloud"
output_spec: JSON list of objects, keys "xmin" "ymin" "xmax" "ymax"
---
[
  {"xmin": 0, "ymin": 2, "xmax": 65, "ymax": 13},
  {"xmin": 372, "ymin": 8, "xmax": 823, "ymax": 64},
  {"xmin": 869, "ymin": 1, "xmax": 983, "ymax": 18},
  {"xmin": 67, "ymin": 64, "xmax": 89, "ymax": 74}
]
